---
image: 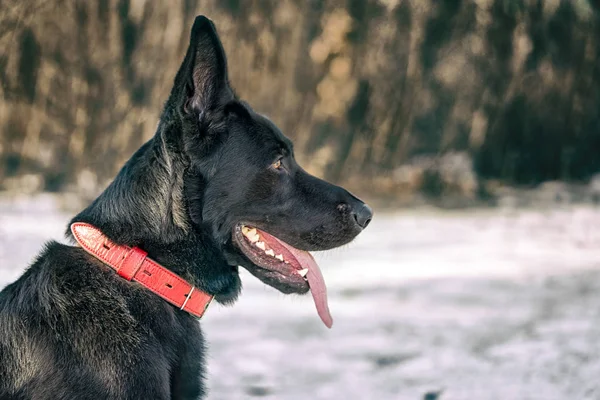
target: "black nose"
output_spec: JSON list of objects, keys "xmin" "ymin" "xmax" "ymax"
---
[{"xmin": 352, "ymin": 203, "xmax": 373, "ymax": 229}]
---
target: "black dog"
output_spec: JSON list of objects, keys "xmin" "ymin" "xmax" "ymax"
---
[{"xmin": 0, "ymin": 16, "xmax": 372, "ymax": 399}]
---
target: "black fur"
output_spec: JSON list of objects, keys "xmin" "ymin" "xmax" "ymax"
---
[{"xmin": 0, "ymin": 16, "xmax": 372, "ymax": 399}]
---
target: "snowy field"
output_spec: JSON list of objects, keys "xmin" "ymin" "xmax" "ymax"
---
[{"xmin": 1, "ymin": 195, "xmax": 600, "ymax": 400}]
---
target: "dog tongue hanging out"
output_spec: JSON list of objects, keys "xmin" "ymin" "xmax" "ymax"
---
[{"xmin": 234, "ymin": 226, "xmax": 335, "ymax": 327}]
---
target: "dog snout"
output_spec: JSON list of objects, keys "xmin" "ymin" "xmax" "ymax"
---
[
  {"xmin": 351, "ymin": 203, "xmax": 373, "ymax": 229},
  {"xmin": 338, "ymin": 201, "xmax": 373, "ymax": 229}
]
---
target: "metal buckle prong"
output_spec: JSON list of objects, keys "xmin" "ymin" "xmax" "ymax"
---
[{"xmin": 181, "ymin": 287, "xmax": 195, "ymax": 310}]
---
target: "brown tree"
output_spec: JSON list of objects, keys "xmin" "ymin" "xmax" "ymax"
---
[{"xmin": 1, "ymin": 0, "xmax": 599, "ymax": 201}]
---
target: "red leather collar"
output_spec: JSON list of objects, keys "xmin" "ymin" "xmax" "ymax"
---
[{"xmin": 70, "ymin": 222, "xmax": 213, "ymax": 318}]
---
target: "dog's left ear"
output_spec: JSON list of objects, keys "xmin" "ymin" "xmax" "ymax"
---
[{"xmin": 172, "ymin": 16, "xmax": 233, "ymax": 118}]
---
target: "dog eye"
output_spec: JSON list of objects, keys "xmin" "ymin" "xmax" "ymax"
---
[{"xmin": 272, "ymin": 159, "xmax": 282, "ymax": 169}]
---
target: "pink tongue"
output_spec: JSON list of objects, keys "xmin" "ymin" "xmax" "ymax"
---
[
  {"xmin": 285, "ymin": 246, "xmax": 333, "ymax": 328},
  {"xmin": 257, "ymin": 230, "xmax": 333, "ymax": 328}
]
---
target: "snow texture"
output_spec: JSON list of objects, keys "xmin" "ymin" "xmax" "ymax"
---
[{"xmin": 1, "ymin": 195, "xmax": 599, "ymax": 400}]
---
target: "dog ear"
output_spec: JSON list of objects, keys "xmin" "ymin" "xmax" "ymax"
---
[{"xmin": 173, "ymin": 16, "xmax": 233, "ymax": 117}]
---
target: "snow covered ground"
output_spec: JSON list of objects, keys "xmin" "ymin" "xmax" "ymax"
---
[{"xmin": 1, "ymin": 195, "xmax": 600, "ymax": 400}]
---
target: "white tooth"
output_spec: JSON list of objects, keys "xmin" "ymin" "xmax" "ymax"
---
[
  {"xmin": 284, "ymin": 260, "xmax": 290, "ymax": 264},
  {"xmin": 242, "ymin": 226, "xmax": 250, "ymax": 234},
  {"xmin": 247, "ymin": 228, "xmax": 257, "ymax": 237},
  {"xmin": 256, "ymin": 241, "xmax": 266, "ymax": 250},
  {"xmin": 249, "ymin": 234, "xmax": 260, "ymax": 243},
  {"xmin": 275, "ymin": 254, "xmax": 284, "ymax": 261},
  {"xmin": 265, "ymin": 249, "xmax": 275, "ymax": 257},
  {"xmin": 298, "ymin": 268, "xmax": 308, "ymax": 277}
]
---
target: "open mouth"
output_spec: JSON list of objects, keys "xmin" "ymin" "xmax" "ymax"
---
[{"xmin": 232, "ymin": 224, "xmax": 333, "ymax": 328}]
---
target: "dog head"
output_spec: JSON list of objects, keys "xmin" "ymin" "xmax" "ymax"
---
[{"xmin": 166, "ymin": 17, "xmax": 373, "ymax": 326}]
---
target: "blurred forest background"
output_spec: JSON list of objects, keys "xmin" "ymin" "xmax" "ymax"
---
[{"xmin": 1, "ymin": 0, "xmax": 600, "ymax": 207}]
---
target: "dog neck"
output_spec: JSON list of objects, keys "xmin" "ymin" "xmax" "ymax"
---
[
  {"xmin": 73, "ymin": 130, "xmax": 189, "ymax": 240},
  {"xmin": 69, "ymin": 126, "xmax": 241, "ymax": 304}
]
